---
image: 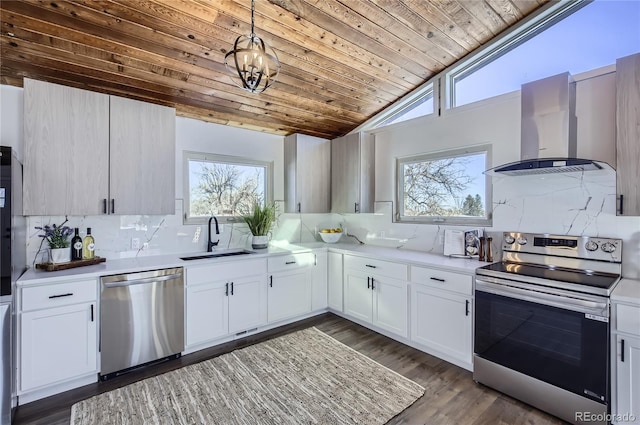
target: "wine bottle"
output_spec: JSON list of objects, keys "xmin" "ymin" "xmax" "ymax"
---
[
  {"xmin": 82, "ymin": 227, "xmax": 95, "ymax": 260},
  {"xmin": 71, "ymin": 228, "xmax": 83, "ymax": 261}
]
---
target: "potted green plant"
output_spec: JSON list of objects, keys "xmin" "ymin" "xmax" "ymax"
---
[
  {"xmin": 242, "ymin": 202, "xmax": 277, "ymax": 249},
  {"xmin": 35, "ymin": 221, "xmax": 74, "ymax": 263}
]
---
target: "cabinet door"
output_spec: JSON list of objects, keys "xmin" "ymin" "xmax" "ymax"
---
[
  {"xmin": 23, "ymin": 79, "xmax": 109, "ymax": 215},
  {"xmin": 267, "ymin": 269, "xmax": 312, "ymax": 323},
  {"xmin": 284, "ymin": 135, "xmax": 330, "ymax": 213},
  {"xmin": 616, "ymin": 53, "xmax": 640, "ymax": 216},
  {"xmin": 343, "ymin": 270, "xmax": 373, "ymax": 323},
  {"xmin": 228, "ymin": 275, "xmax": 267, "ymax": 334},
  {"xmin": 185, "ymin": 282, "xmax": 228, "ymax": 347},
  {"xmin": 616, "ymin": 336, "xmax": 640, "ymax": 424},
  {"xmin": 311, "ymin": 252, "xmax": 328, "ymax": 311},
  {"xmin": 331, "ymin": 134, "xmax": 360, "ymax": 213},
  {"xmin": 328, "ymin": 252, "xmax": 343, "ymax": 311},
  {"xmin": 20, "ymin": 303, "xmax": 97, "ymax": 392},
  {"xmin": 372, "ymin": 275, "xmax": 408, "ymax": 338},
  {"xmin": 109, "ymin": 96, "xmax": 175, "ymax": 215},
  {"xmin": 331, "ymin": 133, "xmax": 374, "ymax": 213},
  {"xmin": 411, "ymin": 285, "xmax": 472, "ymax": 365}
]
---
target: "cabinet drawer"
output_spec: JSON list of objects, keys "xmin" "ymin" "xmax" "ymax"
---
[
  {"xmin": 343, "ymin": 255, "xmax": 408, "ymax": 280},
  {"xmin": 410, "ymin": 266, "xmax": 472, "ymax": 295},
  {"xmin": 187, "ymin": 259, "xmax": 267, "ymax": 286},
  {"xmin": 21, "ymin": 280, "xmax": 97, "ymax": 311},
  {"xmin": 268, "ymin": 253, "xmax": 316, "ymax": 273},
  {"xmin": 617, "ymin": 304, "xmax": 640, "ymax": 336}
]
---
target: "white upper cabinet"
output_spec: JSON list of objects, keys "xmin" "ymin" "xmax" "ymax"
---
[
  {"xmin": 109, "ymin": 96, "xmax": 175, "ymax": 215},
  {"xmin": 331, "ymin": 132, "xmax": 375, "ymax": 213},
  {"xmin": 284, "ymin": 134, "xmax": 331, "ymax": 213},
  {"xmin": 23, "ymin": 79, "xmax": 175, "ymax": 216},
  {"xmin": 24, "ymin": 79, "xmax": 110, "ymax": 215},
  {"xmin": 616, "ymin": 53, "xmax": 640, "ymax": 216}
]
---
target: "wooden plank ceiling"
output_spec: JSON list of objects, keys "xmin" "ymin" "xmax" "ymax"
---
[{"xmin": 0, "ymin": 0, "xmax": 548, "ymax": 139}]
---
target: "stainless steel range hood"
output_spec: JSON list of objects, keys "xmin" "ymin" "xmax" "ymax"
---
[{"xmin": 489, "ymin": 72, "xmax": 605, "ymax": 176}]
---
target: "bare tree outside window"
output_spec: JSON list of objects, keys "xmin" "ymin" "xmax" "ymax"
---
[
  {"xmin": 184, "ymin": 152, "xmax": 272, "ymax": 224},
  {"xmin": 397, "ymin": 148, "xmax": 490, "ymax": 225}
]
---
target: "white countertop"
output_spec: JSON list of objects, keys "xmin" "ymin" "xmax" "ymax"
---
[
  {"xmin": 18, "ymin": 242, "xmax": 488, "ymax": 285},
  {"xmin": 612, "ymin": 278, "xmax": 640, "ymax": 305}
]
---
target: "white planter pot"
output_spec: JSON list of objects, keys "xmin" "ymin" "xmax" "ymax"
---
[
  {"xmin": 251, "ymin": 235, "xmax": 269, "ymax": 249},
  {"xmin": 49, "ymin": 247, "xmax": 71, "ymax": 264}
]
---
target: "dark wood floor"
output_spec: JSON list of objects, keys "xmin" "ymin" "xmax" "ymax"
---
[{"xmin": 12, "ymin": 313, "xmax": 567, "ymax": 425}]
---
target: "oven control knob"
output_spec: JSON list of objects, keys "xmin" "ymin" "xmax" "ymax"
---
[
  {"xmin": 504, "ymin": 235, "xmax": 515, "ymax": 244},
  {"xmin": 601, "ymin": 242, "xmax": 616, "ymax": 253},
  {"xmin": 516, "ymin": 236, "xmax": 527, "ymax": 245},
  {"xmin": 585, "ymin": 241, "xmax": 599, "ymax": 251}
]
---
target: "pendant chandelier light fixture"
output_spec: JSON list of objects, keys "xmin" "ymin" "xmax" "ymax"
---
[{"xmin": 224, "ymin": 0, "xmax": 280, "ymax": 93}]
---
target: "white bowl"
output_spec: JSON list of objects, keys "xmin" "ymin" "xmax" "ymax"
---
[{"xmin": 319, "ymin": 232, "xmax": 342, "ymax": 243}]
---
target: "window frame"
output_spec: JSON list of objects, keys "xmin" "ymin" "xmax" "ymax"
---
[
  {"xmin": 445, "ymin": 1, "xmax": 588, "ymax": 109},
  {"xmin": 183, "ymin": 151, "xmax": 273, "ymax": 225},
  {"xmin": 395, "ymin": 144, "xmax": 492, "ymax": 226}
]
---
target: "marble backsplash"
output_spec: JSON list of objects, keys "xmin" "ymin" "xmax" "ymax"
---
[{"xmin": 27, "ymin": 169, "xmax": 640, "ymax": 278}]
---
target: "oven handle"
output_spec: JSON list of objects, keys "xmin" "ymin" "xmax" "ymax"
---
[{"xmin": 476, "ymin": 278, "xmax": 609, "ymax": 317}]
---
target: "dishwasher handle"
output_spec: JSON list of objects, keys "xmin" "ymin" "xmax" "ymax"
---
[{"xmin": 103, "ymin": 272, "xmax": 183, "ymax": 288}]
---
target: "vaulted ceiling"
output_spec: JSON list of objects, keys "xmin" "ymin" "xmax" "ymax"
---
[{"xmin": 0, "ymin": 0, "xmax": 549, "ymax": 139}]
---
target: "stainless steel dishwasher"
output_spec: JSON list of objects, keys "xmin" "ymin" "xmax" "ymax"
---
[{"xmin": 100, "ymin": 267, "xmax": 184, "ymax": 379}]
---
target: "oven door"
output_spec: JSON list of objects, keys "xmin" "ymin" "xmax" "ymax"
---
[{"xmin": 475, "ymin": 277, "xmax": 610, "ymax": 404}]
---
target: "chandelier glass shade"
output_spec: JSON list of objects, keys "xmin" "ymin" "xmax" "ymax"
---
[{"xmin": 224, "ymin": 0, "xmax": 280, "ymax": 93}]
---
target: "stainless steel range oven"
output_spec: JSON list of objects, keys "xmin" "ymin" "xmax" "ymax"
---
[{"xmin": 474, "ymin": 232, "xmax": 622, "ymax": 425}]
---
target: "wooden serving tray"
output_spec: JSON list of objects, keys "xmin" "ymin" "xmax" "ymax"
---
[{"xmin": 36, "ymin": 256, "xmax": 106, "ymax": 271}]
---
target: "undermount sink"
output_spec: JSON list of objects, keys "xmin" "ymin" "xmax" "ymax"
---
[{"xmin": 180, "ymin": 249, "xmax": 255, "ymax": 261}]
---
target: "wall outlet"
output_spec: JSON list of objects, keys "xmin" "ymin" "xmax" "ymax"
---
[{"xmin": 131, "ymin": 238, "xmax": 140, "ymax": 250}]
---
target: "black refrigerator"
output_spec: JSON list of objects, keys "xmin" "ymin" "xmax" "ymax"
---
[{"xmin": 1, "ymin": 146, "xmax": 26, "ymax": 424}]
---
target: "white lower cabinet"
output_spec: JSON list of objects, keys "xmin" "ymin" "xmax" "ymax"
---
[
  {"xmin": 410, "ymin": 265, "xmax": 473, "ymax": 369},
  {"xmin": 311, "ymin": 251, "xmax": 328, "ymax": 311},
  {"xmin": 612, "ymin": 301, "xmax": 640, "ymax": 424},
  {"xmin": 268, "ymin": 268, "xmax": 312, "ymax": 323},
  {"xmin": 410, "ymin": 284, "xmax": 472, "ymax": 366},
  {"xmin": 343, "ymin": 255, "xmax": 409, "ymax": 338},
  {"xmin": 17, "ymin": 279, "xmax": 98, "ymax": 401},
  {"xmin": 328, "ymin": 252, "xmax": 343, "ymax": 311},
  {"xmin": 614, "ymin": 335, "xmax": 640, "ymax": 424},
  {"xmin": 267, "ymin": 253, "xmax": 316, "ymax": 323},
  {"xmin": 185, "ymin": 259, "xmax": 267, "ymax": 349}
]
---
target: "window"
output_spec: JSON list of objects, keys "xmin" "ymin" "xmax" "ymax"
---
[
  {"xmin": 375, "ymin": 86, "xmax": 435, "ymax": 128},
  {"xmin": 449, "ymin": 0, "xmax": 640, "ymax": 107},
  {"xmin": 184, "ymin": 152, "xmax": 273, "ymax": 224},
  {"xmin": 396, "ymin": 146, "xmax": 491, "ymax": 226}
]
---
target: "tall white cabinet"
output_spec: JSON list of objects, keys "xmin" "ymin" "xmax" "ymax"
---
[
  {"xmin": 23, "ymin": 78, "xmax": 175, "ymax": 216},
  {"xmin": 284, "ymin": 134, "xmax": 331, "ymax": 213}
]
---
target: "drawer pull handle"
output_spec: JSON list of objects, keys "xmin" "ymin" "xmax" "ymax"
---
[
  {"xmin": 103, "ymin": 198, "xmax": 107, "ymax": 214},
  {"xmin": 225, "ymin": 282, "xmax": 229, "ymax": 296},
  {"xmin": 430, "ymin": 277, "xmax": 445, "ymax": 282},
  {"xmin": 365, "ymin": 264, "xmax": 377, "ymax": 268},
  {"xmin": 367, "ymin": 277, "xmax": 370, "ymax": 289},
  {"xmin": 619, "ymin": 194, "xmax": 624, "ymax": 215},
  {"xmin": 621, "ymin": 339, "xmax": 625, "ymax": 362},
  {"xmin": 465, "ymin": 300, "xmax": 470, "ymax": 316},
  {"xmin": 285, "ymin": 261, "xmax": 296, "ymax": 265},
  {"xmin": 49, "ymin": 293, "xmax": 73, "ymax": 299},
  {"xmin": 269, "ymin": 275, "xmax": 273, "ymax": 287},
  {"xmin": 90, "ymin": 304, "xmax": 94, "ymax": 322},
  {"xmin": 231, "ymin": 281, "xmax": 234, "ymax": 296},
  {"xmin": 371, "ymin": 277, "xmax": 375, "ymax": 290}
]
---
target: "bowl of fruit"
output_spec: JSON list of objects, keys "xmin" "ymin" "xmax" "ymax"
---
[{"xmin": 319, "ymin": 227, "xmax": 343, "ymax": 243}]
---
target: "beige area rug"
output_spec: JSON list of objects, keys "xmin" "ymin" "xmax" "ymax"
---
[{"xmin": 71, "ymin": 327, "xmax": 425, "ymax": 425}]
